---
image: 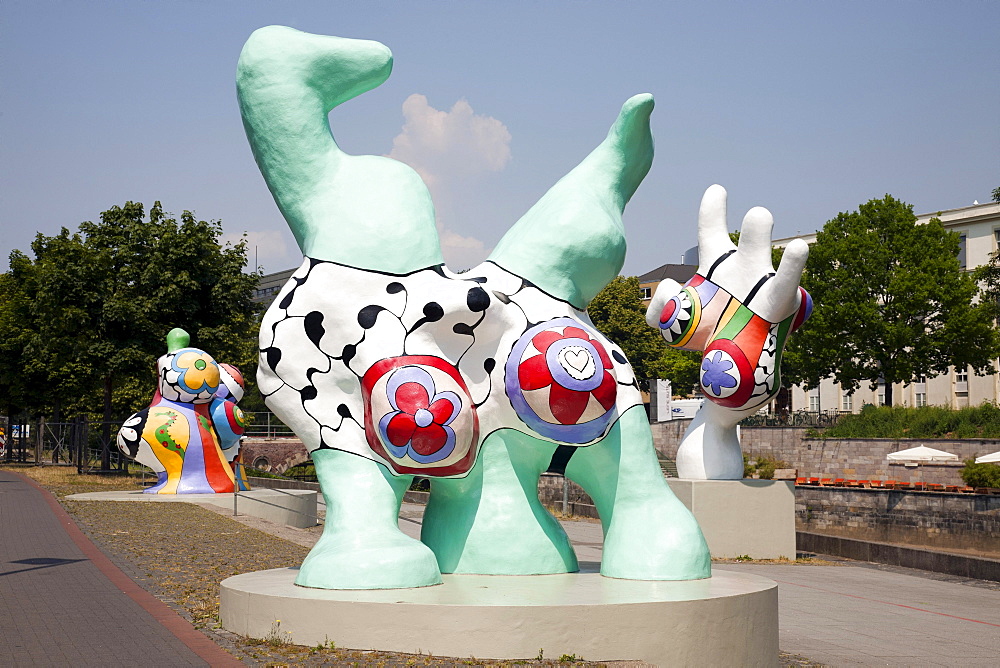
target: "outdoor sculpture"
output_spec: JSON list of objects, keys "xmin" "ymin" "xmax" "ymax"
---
[
  {"xmin": 117, "ymin": 328, "xmax": 247, "ymax": 494},
  {"xmin": 647, "ymin": 189, "xmax": 811, "ymax": 479},
  {"xmin": 238, "ymin": 25, "xmax": 806, "ymax": 590}
]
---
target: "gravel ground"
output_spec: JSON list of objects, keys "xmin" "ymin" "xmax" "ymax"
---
[{"xmin": 7, "ymin": 465, "xmax": 824, "ymax": 667}]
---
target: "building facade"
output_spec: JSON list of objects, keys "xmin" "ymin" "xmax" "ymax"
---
[
  {"xmin": 637, "ymin": 262, "xmax": 698, "ymax": 306},
  {"xmin": 774, "ymin": 201, "xmax": 1000, "ymax": 413}
]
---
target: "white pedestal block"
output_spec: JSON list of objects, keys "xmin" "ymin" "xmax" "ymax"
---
[
  {"xmin": 667, "ymin": 479, "xmax": 796, "ymax": 559},
  {"xmin": 66, "ymin": 489, "xmax": 318, "ymax": 528},
  {"xmin": 220, "ymin": 566, "xmax": 778, "ymax": 665}
]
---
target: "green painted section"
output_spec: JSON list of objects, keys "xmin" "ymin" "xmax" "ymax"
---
[
  {"xmin": 489, "ymin": 94, "xmax": 654, "ymax": 309},
  {"xmin": 565, "ymin": 406, "xmax": 711, "ymax": 580},
  {"xmin": 237, "ymin": 26, "xmax": 443, "ymax": 275},
  {"xmin": 770, "ymin": 314, "xmax": 795, "ymax": 388},
  {"xmin": 714, "ymin": 303, "xmax": 755, "ymax": 342},
  {"xmin": 298, "ymin": 449, "xmax": 442, "ymax": 589},
  {"xmin": 422, "ymin": 430, "xmax": 577, "ymax": 575},
  {"xmin": 166, "ymin": 327, "xmax": 189, "ymax": 353},
  {"xmin": 153, "ymin": 411, "xmax": 184, "ymax": 459}
]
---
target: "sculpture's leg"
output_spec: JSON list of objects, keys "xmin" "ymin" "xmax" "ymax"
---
[
  {"xmin": 297, "ymin": 448, "xmax": 442, "ymax": 589},
  {"xmin": 565, "ymin": 406, "xmax": 711, "ymax": 580},
  {"xmin": 421, "ymin": 430, "xmax": 578, "ymax": 575}
]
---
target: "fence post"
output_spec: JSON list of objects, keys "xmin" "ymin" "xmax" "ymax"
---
[
  {"xmin": 562, "ymin": 476, "xmax": 569, "ymax": 515},
  {"xmin": 36, "ymin": 416, "xmax": 44, "ymax": 464},
  {"xmin": 75, "ymin": 418, "xmax": 83, "ymax": 474}
]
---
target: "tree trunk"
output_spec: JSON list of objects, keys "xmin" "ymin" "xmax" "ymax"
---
[
  {"xmin": 101, "ymin": 374, "xmax": 112, "ymax": 470},
  {"xmin": 884, "ymin": 381, "xmax": 893, "ymax": 407}
]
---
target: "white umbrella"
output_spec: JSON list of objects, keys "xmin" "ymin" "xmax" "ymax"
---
[
  {"xmin": 974, "ymin": 451, "xmax": 1000, "ymax": 464},
  {"xmin": 886, "ymin": 445, "xmax": 959, "ymax": 462}
]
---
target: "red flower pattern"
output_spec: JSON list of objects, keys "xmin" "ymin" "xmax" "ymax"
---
[
  {"xmin": 517, "ymin": 326, "xmax": 617, "ymax": 425},
  {"xmin": 384, "ymin": 381, "xmax": 457, "ymax": 456}
]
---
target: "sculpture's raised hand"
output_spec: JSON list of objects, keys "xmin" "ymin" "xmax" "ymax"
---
[{"xmin": 646, "ymin": 185, "xmax": 811, "ymax": 478}]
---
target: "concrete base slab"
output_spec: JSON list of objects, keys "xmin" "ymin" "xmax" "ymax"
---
[
  {"xmin": 667, "ymin": 479, "xmax": 795, "ymax": 559},
  {"xmin": 65, "ymin": 489, "xmax": 318, "ymax": 529},
  {"xmin": 220, "ymin": 566, "xmax": 777, "ymax": 665}
]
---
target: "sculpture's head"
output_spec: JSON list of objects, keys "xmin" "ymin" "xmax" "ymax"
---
[{"xmin": 157, "ymin": 328, "xmax": 220, "ymax": 405}]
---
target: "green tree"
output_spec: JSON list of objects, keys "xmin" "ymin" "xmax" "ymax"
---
[
  {"xmin": 785, "ymin": 195, "xmax": 1000, "ymax": 405},
  {"xmin": 588, "ymin": 275, "xmax": 701, "ymax": 394},
  {"xmin": 0, "ymin": 253, "xmax": 46, "ymax": 418},
  {"xmin": 991, "ymin": 186, "xmax": 1000, "ymax": 204},
  {"xmin": 5, "ymin": 202, "xmax": 260, "ymax": 446}
]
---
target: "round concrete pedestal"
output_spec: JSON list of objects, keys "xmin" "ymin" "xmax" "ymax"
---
[{"xmin": 221, "ymin": 566, "xmax": 777, "ymax": 665}]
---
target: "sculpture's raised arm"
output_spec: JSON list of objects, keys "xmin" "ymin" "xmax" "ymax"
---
[
  {"xmin": 237, "ymin": 25, "xmax": 442, "ymax": 274},
  {"xmin": 490, "ymin": 93, "xmax": 654, "ymax": 309}
]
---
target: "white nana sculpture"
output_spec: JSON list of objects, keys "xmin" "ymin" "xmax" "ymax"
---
[{"xmin": 646, "ymin": 186, "xmax": 811, "ymax": 479}]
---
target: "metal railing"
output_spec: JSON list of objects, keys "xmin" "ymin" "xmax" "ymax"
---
[
  {"xmin": 1, "ymin": 416, "xmax": 129, "ymax": 472},
  {"xmin": 242, "ymin": 412, "xmax": 296, "ymax": 439},
  {"xmin": 739, "ymin": 410, "xmax": 844, "ymax": 429}
]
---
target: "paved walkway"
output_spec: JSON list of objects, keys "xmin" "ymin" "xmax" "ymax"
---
[{"xmin": 0, "ymin": 470, "xmax": 241, "ymax": 667}]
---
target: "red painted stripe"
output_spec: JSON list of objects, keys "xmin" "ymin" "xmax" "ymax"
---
[
  {"xmin": 775, "ymin": 579, "xmax": 1000, "ymax": 628},
  {"xmin": 15, "ymin": 472, "xmax": 244, "ymax": 667},
  {"xmin": 195, "ymin": 403, "xmax": 235, "ymax": 493}
]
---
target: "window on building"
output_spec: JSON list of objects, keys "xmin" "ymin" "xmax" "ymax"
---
[
  {"xmin": 955, "ymin": 367, "xmax": 969, "ymax": 396},
  {"xmin": 994, "ymin": 228, "xmax": 1000, "ymax": 250},
  {"xmin": 841, "ymin": 393, "xmax": 853, "ymax": 412},
  {"xmin": 809, "ymin": 393, "xmax": 820, "ymax": 413},
  {"xmin": 958, "ymin": 233, "xmax": 967, "ymax": 270},
  {"xmin": 640, "ymin": 286, "xmax": 652, "ymax": 300},
  {"xmin": 915, "ymin": 392, "xmax": 927, "ymax": 407}
]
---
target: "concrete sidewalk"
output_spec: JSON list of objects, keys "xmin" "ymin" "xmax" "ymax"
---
[
  {"xmin": 0, "ymin": 470, "xmax": 241, "ymax": 667},
  {"xmin": 725, "ymin": 560, "xmax": 1000, "ymax": 667}
]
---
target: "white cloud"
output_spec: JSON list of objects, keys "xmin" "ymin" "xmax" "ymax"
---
[
  {"xmin": 438, "ymin": 227, "xmax": 490, "ymax": 271},
  {"xmin": 387, "ymin": 94, "xmax": 511, "ymax": 270},
  {"xmin": 388, "ymin": 94, "xmax": 512, "ymax": 186}
]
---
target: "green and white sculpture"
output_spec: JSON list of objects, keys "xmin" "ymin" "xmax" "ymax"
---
[{"xmin": 239, "ymin": 26, "xmax": 795, "ymax": 590}]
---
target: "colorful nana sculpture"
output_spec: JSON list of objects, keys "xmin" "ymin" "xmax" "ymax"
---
[
  {"xmin": 117, "ymin": 328, "xmax": 248, "ymax": 494},
  {"xmin": 238, "ymin": 26, "xmax": 807, "ymax": 590}
]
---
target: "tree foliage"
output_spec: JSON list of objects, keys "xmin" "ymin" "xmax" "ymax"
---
[
  {"xmin": 784, "ymin": 195, "xmax": 1000, "ymax": 405},
  {"xmin": 1, "ymin": 202, "xmax": 260, "ymax": 421},
  {"xmin": 588, "ymin": 275, "xmax": 701, "ymax": 394}
]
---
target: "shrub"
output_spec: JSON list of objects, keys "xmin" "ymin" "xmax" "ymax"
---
[
  {"xmin": 819, "ymin": 403, "xmax": 1000, "ymax": 439},
  {"xmin": 744, "ymin": 454, "xmax": 789, "ymax": 480},
  {"xmin": 960, "ymin": 459, "xmax": 1000, "ymax": 488}
]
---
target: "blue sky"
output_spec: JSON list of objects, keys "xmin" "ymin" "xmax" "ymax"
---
[{"xmin": 2, "ymin": 1, "xmax": 997, "ymax": 276}]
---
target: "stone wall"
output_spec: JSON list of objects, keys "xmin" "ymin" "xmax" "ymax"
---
[
  {"xmin": 649, "ymin": 420, "xmax": 998, "ymax": 486},
  {"xmin": 796, "ymin": 486, "xmax": 1000, "ymax": 555},
  {"xmin": 537, "ymin": 473, "xmax": 599, "ymax": 519},
  {"xmin": 240, "ymin": 438, "xmax": 310, "ymax": 474}
]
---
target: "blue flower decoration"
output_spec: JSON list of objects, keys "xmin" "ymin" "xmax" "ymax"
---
[{"xmin": 701, "ymin": 351, "xmax": 738, "ymax": 397}]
